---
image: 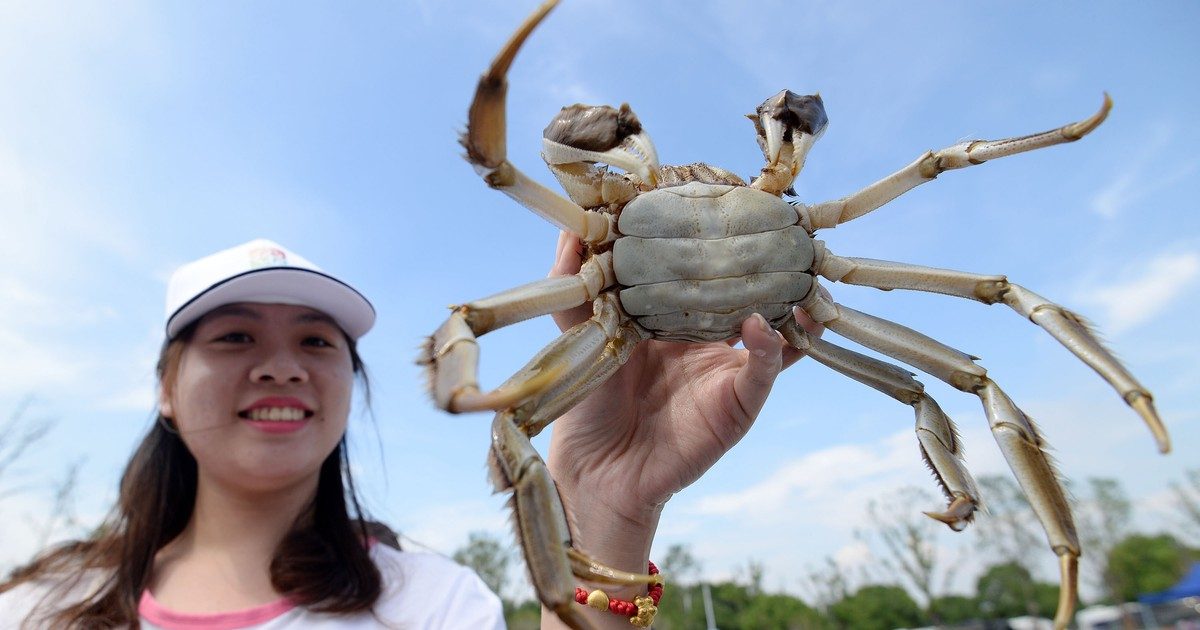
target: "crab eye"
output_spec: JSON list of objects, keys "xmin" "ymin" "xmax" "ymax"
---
[
  {"xmin": 757, "ymin": 90, "xmax": 828, "ymax": 141},
  {"xmin": 543, "ymin": 103, "xmax": 643, "ymax": 152}
]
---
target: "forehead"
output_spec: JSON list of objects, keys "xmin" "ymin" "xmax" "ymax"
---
[{"xmin": 197, "ymin": 302, "xmax": 341, "ymax": 328}]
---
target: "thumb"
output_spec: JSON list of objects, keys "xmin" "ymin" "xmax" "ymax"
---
[{"xmin": 733, "ymin": 313, "xmax": 785, "ymax": 424}]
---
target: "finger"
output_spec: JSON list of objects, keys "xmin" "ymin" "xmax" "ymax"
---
[
  {"xmin": 550, "ymin": 231, "xmax": 593, "ymax": 331},
  {"xmin": 781, "ymin": 331, "xmax": 806, "ymax": 370},
  {"xmin": 733, "ymin": 313, "xmax": 785, "ymax": 424},
  {"xmin": 793, "ymin": 303, "xmax": 825, "ymax": 337},
  {"xmin": 549, "ymin": 230, "xmax": 583, "ymax": 278},
  {"xmin": 780, "ymin": 294, "xmax": 828, "ymax": 369}
]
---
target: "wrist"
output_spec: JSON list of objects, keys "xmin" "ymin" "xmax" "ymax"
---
[{"xmin": 551, "ymin": 469, "xmax": 662, "ymax": 573}]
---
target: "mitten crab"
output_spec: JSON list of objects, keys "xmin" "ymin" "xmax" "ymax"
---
[{"xmin": 421, "ymin": 2, "xmax": 1171, "ymax": 628}]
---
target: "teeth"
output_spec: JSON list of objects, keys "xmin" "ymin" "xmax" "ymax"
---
[{"xmin": 246, "ymin": 407, "xmax": 307, "ymax": 422}]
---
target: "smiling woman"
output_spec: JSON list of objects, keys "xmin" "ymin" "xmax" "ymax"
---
[{"xmin": 0, "ymin": 239, "xmax": 505, "ymax": 628}]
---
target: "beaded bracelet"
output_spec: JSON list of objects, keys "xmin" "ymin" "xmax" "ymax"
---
[{"xmin": 574, "ymin": 561, "xmax": 663, "ymax": 628}]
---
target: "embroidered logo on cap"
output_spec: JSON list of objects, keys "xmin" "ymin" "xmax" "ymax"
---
[{"xmin": 248, "ymin": 246, "xmax": 288, "ymax": 269}]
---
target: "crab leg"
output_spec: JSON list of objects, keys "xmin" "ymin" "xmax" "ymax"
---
[
  {"xmin": 780, "ymin": 320, "xmax": 981, "ymax": 529},
  {"xmin": 802, "ymin": 95, "xmax": 1111, "ymax": 230},
  {"xmin": 812, "ymin": 243, "xmax": 1169, "ymax": 453},
  {"xmin": 800, "ymin": 292, "xmax": 1080, "ymax": 628},
  {"xmin": 422, "ymin": 252, "xmax": 615, "ymax": 412},
  {"xmin": 463, "ymin": 0, "xmax": 615, "ymax": 244},
  {"xmin": 488, "ymin": 295, "xmax": 655, "ymax": 630}
]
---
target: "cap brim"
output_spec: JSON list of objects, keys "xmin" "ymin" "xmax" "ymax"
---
[{"xmin": 165, "ymin": 267, "xmax": 375, "ymax": 340}]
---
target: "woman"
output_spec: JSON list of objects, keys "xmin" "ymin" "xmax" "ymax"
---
[
  {"xmin": 0, "ymin": 236, "xmax": 822, "ymax": 629},
  {"xmin": 0, "ymin": 239, "xmax": 504, "ymax": 628}
]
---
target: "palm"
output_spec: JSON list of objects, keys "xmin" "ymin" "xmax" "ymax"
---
[
  {"xmin": 545, "ymin": 233, "xmax": 821, "ymax": 526},
  {"xmin": 550, "ymin": 339, "xmax": 756, "ymax": 516}
]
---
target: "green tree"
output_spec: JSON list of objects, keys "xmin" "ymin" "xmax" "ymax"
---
[
  {"xmin": 798, "ymin": 556, "xmax": 852, "ymax": 614},
  {"xmin": 1106, "ymin": 533, "xmax": 1196, "ymax": 602},
  {"xmin": 739, "ymin": 558, "xmax": 766, "ymax": 597},
  {"xmin": 972, "ymin": 475, "xmax": 1043, "ymax": 573},
  {"xmin": 858, "ymin": 486, "xmax": 954, "ymax": 620},
  {"xmin": 830, "ymin": 585, "xmax": 923, "ymax": 630},
  {"xmin": 504, "ymin": 599, "xmax": 541, "ymax": 630},
  {"xmin": 1073, "ymin": 477, "xmax": 1132, "ymax": 602},
  {"xmin": 738, "ymin": 593, "xmax": 830, "ymax": 629},
  {"xmin": 1171, "ymin": 468, "xmax": 1200, "ymax": 546},
  {"xmin": 930, "ymin": 594, "xmax": 979, "ymax": 624},
  {"xmin": 660, "ymin": 543, "xmax": 702, "ymax": 621},
  {"xmin": 708, "ymin": 581, "xmax": 754, "ymax": 628},
  {"xmin": 452, "ymin": 531, "xmax": 512, "ymax": 602},
  {"xmin": 975, "ymin": 562, "xmax": 1058, "ymax": 619}
]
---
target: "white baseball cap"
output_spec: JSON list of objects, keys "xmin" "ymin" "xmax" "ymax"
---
[{"xmin": 165, "ymin": 239, "xmax": 375, "ymax": 340}]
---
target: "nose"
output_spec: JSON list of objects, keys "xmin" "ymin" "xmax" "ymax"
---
[{"xmin": 249, "ymin": 347, "xmax": 309, "ymax": 384}]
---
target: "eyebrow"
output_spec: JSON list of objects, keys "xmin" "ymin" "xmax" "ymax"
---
[{"xmin": 296, "ymin": 311, "xmax": 340, "ymax": 328}]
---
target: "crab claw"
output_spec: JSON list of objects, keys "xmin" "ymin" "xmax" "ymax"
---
[
  {"xmin": 542, "ymin": 103, "xmax": 661, "ymax": 186},
  {"xmin": 753, "ymin": 90, "xmax": 828, "ymax": 166}
]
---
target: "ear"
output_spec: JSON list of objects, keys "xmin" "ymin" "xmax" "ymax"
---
[{"xmin": 158, "ymin": 387, "xmax": 175, "ymax": 419}]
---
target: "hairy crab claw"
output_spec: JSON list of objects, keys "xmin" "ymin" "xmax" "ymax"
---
[
  {"xmin": 542, "ymin": 103, "xmax": 661, "ymax": 187},
  {"xmin": 751, "ymin": 90, "xmax": 828, "ymax": 172}
]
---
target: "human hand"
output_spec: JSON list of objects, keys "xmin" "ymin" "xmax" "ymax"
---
[{"xmin": 544, "ymin": 231, "xmax": 825, "ymax": 576}]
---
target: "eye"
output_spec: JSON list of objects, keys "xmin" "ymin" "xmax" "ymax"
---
[
  {"xmin": 303, "ymin": 336, "xmax": 336, "ymax": 349},
  {"xmin": 214, "ymin": 331, "xmax": 253, "ymax": 344}
]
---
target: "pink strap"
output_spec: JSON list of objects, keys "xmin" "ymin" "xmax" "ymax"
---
[{"xmin": 139, "ymin": 590, "xmax": 295, "ymax": 629}]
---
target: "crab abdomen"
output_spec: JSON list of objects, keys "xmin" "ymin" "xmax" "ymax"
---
[{"xmin": 613, "ymin": 181, "xmax": 815, "ymax": 342}]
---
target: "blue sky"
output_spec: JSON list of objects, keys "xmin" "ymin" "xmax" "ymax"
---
[{"xmin": 2, "ymin": 0, "xmax": 1197, "ymax": 604}]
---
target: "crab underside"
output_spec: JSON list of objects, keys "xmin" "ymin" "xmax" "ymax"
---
[{"xmin": 420, "ymin": 2, "xmax": 1170, "ymax": 628}]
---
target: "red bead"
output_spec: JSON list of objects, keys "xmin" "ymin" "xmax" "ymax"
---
[{"xmin": 574, "ymin": 559, "xmax": 662, "ymax": 617}]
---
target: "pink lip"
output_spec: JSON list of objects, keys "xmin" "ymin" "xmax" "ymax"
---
[
  {"xmin": 245, "ymin": 420, "xmax": 308, "ymax": 435},
  {"xmin": 242, "ymin": 396, "xmax": 312, "ymax": 413}
]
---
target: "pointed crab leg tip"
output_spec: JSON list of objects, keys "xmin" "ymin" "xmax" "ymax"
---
[
  {"xmin": 1063, "ymin": 94, "xmax": 1113, "ymax": 140},
  {"xmin": 1054, "ymin": 554, "xmax": 1079, "ymax": 630},
  {"xmin": 449, "ymin": 365, "xmax": 564, "ymax": 413},
  {"xmin": 488, "ymin": 0, "xmax": 560, "ymax": 79},
  {"xmin": 922, "ymin": 499, "xmax": 974, "ymax": 532},
  {"xmin": 1128, "ymin": 395, "xmax": 1171, "ymax": 453},
  {"xmin": 922, "ymin": 511, "xmax": 969, "ymax": 532}
]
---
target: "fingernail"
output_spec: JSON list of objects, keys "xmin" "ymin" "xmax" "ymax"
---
[
  {"xmin": 756, "ymin": 313, "xmax": 772, "ymax": 334},
  {"xmin": 752, "ymin": 347, "xmax": 768, "ymax": 358}
]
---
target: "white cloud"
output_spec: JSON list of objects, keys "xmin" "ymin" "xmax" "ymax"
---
[
  {"xmin": 691, "ymin": 429, "xmax": 919, "ymax": 521},
  {"xmin": 1078, "ymin": 251, "xmax": 1199, "ymax": 333},
  {"xmin": 1090, "ymin": 122, "xmax": 1199, "ymax": 218},
  {"xmin": 400, "ymin": 497, "xmax": 510, "ymax": 555},
  {"xmin": 0, "ymin": 328, "xmax": 87, "ymax": 396},
  {"xmin": 0, "ymin": 487, "xmax": 101, "ymax": 574},
  {"xmin": 834, "ymin": 540, "xmax": 872, "ymax": 567}
]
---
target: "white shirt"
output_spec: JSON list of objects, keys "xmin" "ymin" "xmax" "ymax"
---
[{"xmin": 0, "ymin": 545, "xmax": 505, "ymax": 629}]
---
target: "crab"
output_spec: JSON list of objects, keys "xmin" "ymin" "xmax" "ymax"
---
[{"xmin": 421, "ymin": 1, "xmax": 1171, "ymax": 628}]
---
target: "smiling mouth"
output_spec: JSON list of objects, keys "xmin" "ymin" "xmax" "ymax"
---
[{"xmin": 238, "ymin": 407, "xmax": 315, "ymax": 422}]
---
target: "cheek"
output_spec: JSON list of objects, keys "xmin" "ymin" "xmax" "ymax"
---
[
  {"xmin": 319, "ymin": 363, "xmax": 356, "ymax": 425},
  {"xmin": 330, "ymin": 369, "xmax": 356, "ymax": 415},
  {"xmin": 169, "ymin": 361, "xmax": 233, "ymax": 429}
]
